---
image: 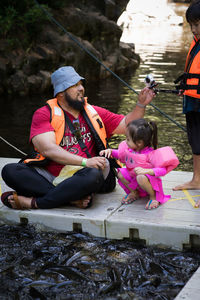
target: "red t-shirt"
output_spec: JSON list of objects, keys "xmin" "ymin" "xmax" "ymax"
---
[{"xmin": 30, "ymin": 104, "xmax": 124, "ymax": 176}]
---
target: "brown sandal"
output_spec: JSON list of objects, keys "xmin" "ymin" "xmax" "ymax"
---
[
  {"xmin": 1, "ymin": 191, "xmax": 36, "ymax": 210},
  {"xmin": 1, "ymin": 191, "xmax": 22, "ymax": 209},
  {"xmin": 31, "ymin": 198, "xmax": 37, "ymax": 209}
]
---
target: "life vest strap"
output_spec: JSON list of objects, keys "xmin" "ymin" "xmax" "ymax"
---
[
  {"xmin": 175, "ymin": 72, "xmax": 200, "ymax": 93},
  {"xmin": 175, "ymin": 72, "xmax": 200, "ymax": 83},
  {"xmin": 177, "ymin": 83, "xmax": 200, "ymax": 94},
  {"xmin": 20, "ymin": 151, "xmax": 49, "ymax": 166},
  {"xmin": 64, "ymin": 112, "xmax": 92, "ymax": 158}
]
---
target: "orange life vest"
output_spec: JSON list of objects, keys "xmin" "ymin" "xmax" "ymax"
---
[
  {"xmin": 23, "ymin": 97, "xmax": 108, "ymax": 165},
  {"xmin": 183, "ymin": 37, "xmax": 200, "ymax": 99}
]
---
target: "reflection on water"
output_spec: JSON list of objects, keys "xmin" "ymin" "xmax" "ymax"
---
[
  {"xmin": 118, "ymin": 0, "xmax": 183, "ymax": 35},
  {"xmin": 105, "ymin": 1, "xmax": 192, "ymax": 172},
  {"xmin": 115, "ymin": 2, "xmax": 192, "ymax": 171},
  {"xmin": 0, "ymin": 2, "xmax": 192, "ymax": 171}
]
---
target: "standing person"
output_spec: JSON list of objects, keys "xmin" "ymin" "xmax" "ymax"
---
[
  {"xmin": 173, "ymin": 0, "xmax": 200, "ymax": 208},
  {"xmin": 100, "ymin": 119, "xmax": 179, "ymax": 210},
  {"xmin": 1, "ymin": 66, "xmax": 155, "ymax": 210}
]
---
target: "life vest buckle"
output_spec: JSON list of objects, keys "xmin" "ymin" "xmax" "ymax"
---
[{"xmin": 96, "ymin": 118, "xmax": 103, "ymax": 129}]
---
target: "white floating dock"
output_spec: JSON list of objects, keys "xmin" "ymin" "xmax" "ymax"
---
[
  {"xmin": 175, "ymin": 267, "xmax": 200, "ymax": 300},
  {"xmin": 0, "ymin": 157, "xmax": 200, "ymax": 250},
  {"xmin": 0, "ymin": 157, "xmax": 200, "ymax": 299}
]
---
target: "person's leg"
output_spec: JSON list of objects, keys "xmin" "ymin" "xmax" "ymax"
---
[
  {"xmin": 99, "ymin": 167, "xmax": 116, "ymax": 193},
  {"xmin": 1, "ymin": 163, "xmax": 55, "ymax": 209},
  {"xmin": 173, "ymin": 111, "xmax": 200, "ymax": 191},
  {"xmin": 118, "ymin": 171, "xmax": 139, "ymax": 204},
  {"xmin": 136, "ymin": 174, "xmax": 159, "ymax": 209},
  {"xmin": 2, "ymin": 163, "xmax": 54, "ymax": 197},
  {"xmin": 1, "ymin": 163, "xmax": 104, "ymax": 209},
  {"xmin": 173, "ymin": 154, "xmax": 200, "ymax": 190},
  {"xmin": 36, "ymin": 167, "xmax": 104, "ymax": 208}
]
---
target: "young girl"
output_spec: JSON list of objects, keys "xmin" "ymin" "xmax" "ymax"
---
[{"xmin": 100, "ymin": 118, "xmax": 179, "ymax": 210}]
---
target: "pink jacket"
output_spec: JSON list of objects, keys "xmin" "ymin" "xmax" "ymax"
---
[{"xmin": 112, "ymin": 141, "xmax": 179, "ymax": 177}]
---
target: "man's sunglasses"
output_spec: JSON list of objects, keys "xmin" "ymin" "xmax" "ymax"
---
[{"xmin": 73, "ymin": 119, "xmax": 82, "ymax": 140}]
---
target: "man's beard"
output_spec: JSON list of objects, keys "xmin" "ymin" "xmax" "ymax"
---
[{"xmin": 64, "ymin": 92, "xmax": 85, "ymax": 111}]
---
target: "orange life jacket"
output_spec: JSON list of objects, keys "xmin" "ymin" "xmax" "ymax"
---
[
  {"xmin": 23, "ymin": 97, "xmax": 108, "ymax": 165},
  {"xmin": 179, "ymin": 37, "xmax": 200, "ymax": 99}
]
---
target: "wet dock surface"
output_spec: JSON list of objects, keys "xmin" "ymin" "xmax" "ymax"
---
[{"xmin": 0, "ymin": 157, "xmax": 200, "ymax": 299}]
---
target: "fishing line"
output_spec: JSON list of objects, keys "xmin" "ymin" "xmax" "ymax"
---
[
  {"xmin": 0, "ymin": 1, "xmax": 187, "ymax": 157},
  {"xmin": 33, "ymin": 0, "xmax": 186, "ymax": 132},
  {"xmin": 0, "ymin": 136, "xmax": 27, "ymax": 156}
]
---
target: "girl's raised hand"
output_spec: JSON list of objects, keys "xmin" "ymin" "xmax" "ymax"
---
[{"xmin": 99, "ymin": 149, "xmax": 112, "ymax": 158}]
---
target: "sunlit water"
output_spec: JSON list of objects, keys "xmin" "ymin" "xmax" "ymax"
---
[
  {"xmin": 112, "ymin": 2, "xmax": 192, "ymax": 171},
  {"xmin": 92, "ymin": 1, "xmax": 192, "ymax": 172}
]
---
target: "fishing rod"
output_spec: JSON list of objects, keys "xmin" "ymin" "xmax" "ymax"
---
[
  {"xmin": 145, "ymin": 74, "xmax": 180, "ymax": 94},
  {"xmin": 143, "ymin": 74, "xmax": 186, "ymax": 132}
]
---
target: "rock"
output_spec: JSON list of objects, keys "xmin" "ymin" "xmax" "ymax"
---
[
  {"xmin": 0, "ymin": 0, "xmax": 141, "ymax": 96},
  {"xmin": 27, "ymin": 75, "xmax": 43, "ymax": 94},
  {"xmin": 119, "ymin": 42, "xmax": 136, "ymax": 59},
  {"xmin": 7, "ymin": 70, "xmax": 28, "ymax": 97},
  {"xmin": 22, "ymin": 52, "xmax": 45, "ymax": 75},
  {"xmin": 104, "ymin": 0, "xmax": 117, "ymax": 20},
  {"xmin": 0, "ymin": 57, "xmax": 9, "ymax": 80}
]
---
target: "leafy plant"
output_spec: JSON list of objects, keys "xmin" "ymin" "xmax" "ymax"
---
[{"xmin": 0, "ymin": 0, "xmax": 64, "ymax": 49}]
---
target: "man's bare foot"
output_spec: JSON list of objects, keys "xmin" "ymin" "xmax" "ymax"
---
[
  {"xmin": 194, "ymin": 199, "xmax": 200, "ymax": 208},
  {"xmin": 145, "ymin": 199, "xmax": 160, "ymax": 210},
  {"xmin": 173, "ymin": 180, "xmax": 200, "ymax": 191},
  {"xmin": 71, "ymin": 194, "xmax": 93, "ymax": 209}
]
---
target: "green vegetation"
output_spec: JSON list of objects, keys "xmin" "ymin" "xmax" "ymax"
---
[{"xmin": 0, "ymin": 0, "xmax": 64, "ymax": 49}]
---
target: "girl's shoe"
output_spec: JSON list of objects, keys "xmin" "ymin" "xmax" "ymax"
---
[
  {"xmin": 121, "ymin": 194, "xmax": 136, "ymax": 205},
  {"xmin": 145, "ymin": 199, "xmax": 160, "ymax": 210}
]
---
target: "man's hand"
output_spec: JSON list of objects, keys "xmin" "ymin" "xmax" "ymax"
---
[
  {"xmin": 138, "ymin": 87, "xmax": 156, "ymax": 107},
  {"xmin": 86, "ymin": 156, "xmax": 107, "ymax": 170},
  {"xmin": 113, "ymin": 87, "xmax": 156, "ymax": 135},
  {"xmin": 178, "ymin": 89, "xmax": 184, "ymax": 96}
]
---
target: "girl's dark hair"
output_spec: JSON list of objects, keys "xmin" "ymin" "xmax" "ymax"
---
[
  {"xmin": 186, "ymin": 0, "xmax": 200, "ymax": 23},
  {"xmin": 127, "ymin": 118, "xmax": 158, "ymax": 149}
]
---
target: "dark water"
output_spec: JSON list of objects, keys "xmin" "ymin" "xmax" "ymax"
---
[{"xmin": 1, "ymin": 224, "xmax": 200, "ymax": 300}]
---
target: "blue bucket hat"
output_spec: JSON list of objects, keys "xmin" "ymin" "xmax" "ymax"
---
[{"xmin": 51, "ymin": 66, "xmax": 85, "ymax": 97}]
